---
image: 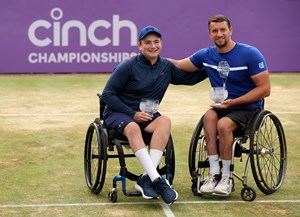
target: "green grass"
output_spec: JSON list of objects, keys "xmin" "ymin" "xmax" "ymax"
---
[{"xmin": 0, "ymin": 73, "xmax": 300, "ymax": 217}]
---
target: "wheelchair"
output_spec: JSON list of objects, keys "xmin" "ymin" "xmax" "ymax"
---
[
  {"xmin": 188, "ymin": 108, "xmax": 287, "ymax": 201},
  {"xmin": 83, "ymin": 93, "xmax": 175, "ymax": 203}
]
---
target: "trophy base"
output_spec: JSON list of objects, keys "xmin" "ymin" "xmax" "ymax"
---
[{"xmin": 213, "ymin": 103, "xmax": 222, "ymax": 106}]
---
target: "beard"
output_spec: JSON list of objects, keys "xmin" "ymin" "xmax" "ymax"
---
[{"xmin": 214, "ymin": 39, "xmax": 227, "ymax": 48}]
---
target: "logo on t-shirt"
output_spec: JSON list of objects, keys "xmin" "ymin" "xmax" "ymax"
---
[{"xmin": 258, "ymin": 62, "xmax": 265, "ymax": 69}]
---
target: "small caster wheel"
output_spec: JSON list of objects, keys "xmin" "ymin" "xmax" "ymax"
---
[
  {"xmin": 231, "ymin": 178, "xmax": 235, "ymax": 192},
  {"xmin": 108, "ymin": 188, "xmax": 118, "ymax": 203},
  {"xmin": 241, "ymin": 186, "xmax": 256, "ymax": 202},
  {"xmin": 191, "ymin": 181, "xmax": 202, "ymax": 196}
]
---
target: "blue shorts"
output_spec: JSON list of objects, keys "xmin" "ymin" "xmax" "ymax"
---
[{"xmin": 103, "ymin": 108, "xmax": 161, "ymax": 134}]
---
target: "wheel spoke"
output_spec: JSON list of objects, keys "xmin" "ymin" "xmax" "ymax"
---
[{"xmin": 250, "ymin": 111, "xmax": 287, "ymax": 194}]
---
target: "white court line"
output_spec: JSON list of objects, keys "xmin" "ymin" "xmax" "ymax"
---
[
  {"xmin": 160, "ymin": 203, "xmax": 175, "ymax": 217},
  {"xmin": 0, "ymin": 111, "xmax": 299, "ymax": 117},
  {"xmin": 1, "ymin": 200, "xmax": 299, "ymax": 217},
  {"xmin": 1, "ymin": 200, "xmax": 300, "ymax": 208}
]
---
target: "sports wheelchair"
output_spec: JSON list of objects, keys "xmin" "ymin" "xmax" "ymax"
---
[
  {"xmin": 188, "ymin": 108, "xmax": 287, "ymax": 201},
  {"xmin": 84, "ymin": 93, "xmax": 175, "ymax": 203}
]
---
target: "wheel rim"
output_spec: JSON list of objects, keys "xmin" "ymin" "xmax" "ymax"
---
[
  {"xmin": 189, "ymin": 118, "xmax": 203, "ymax": 177},
  {"xmin": 84, "ymin": 123, "xmax": 101, "ymax": 190},
  {"xmin": 250, "ymin": 111, "xmax": 287, "ymax": 194},
  {"xmin": 84, "ymin": 119, "xmax": 107, "ymax": 194},
  {"xmin": 188, "ymin": 117, "xmax": 209, "ymax": 182},
  {"xmin": 158, "ymin": 135, "xmax": 175, "ymax": 184}
]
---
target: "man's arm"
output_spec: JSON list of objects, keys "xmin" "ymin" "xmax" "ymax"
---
[
  {"xmin": 219, "ymin": 70, "xmax": 270, "ymax": 109},
  {"xmin": 167, "ymin": 57, "xmax": 199, "ymax": 72},
  {"xmin": 101, "ymin": 64, "xmax": 137, "ymax": 117}
]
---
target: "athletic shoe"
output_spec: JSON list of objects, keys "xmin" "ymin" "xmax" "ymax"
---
[
  {"xmin": 200, "ymin": 173, "xmax": 220, "ymax": 194},
  {"xmin": 153, "ymin": 177, "xmax": 178, "ymax": 205},
  {"xmin": 135, "ymin": 175, "xmax": 159, "ymax": 199},
  {"xmin": 214, "ymin": 176, "xmax": 231, "ymax": 195}
]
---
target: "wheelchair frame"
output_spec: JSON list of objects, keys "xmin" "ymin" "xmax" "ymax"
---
[
  {"xmin": 188, "ymin": 109, "xmax": 287, "ymax": 201},
  {"xmin": 83, "ymin": 94, "xmax": 175, "ymax": 202}
]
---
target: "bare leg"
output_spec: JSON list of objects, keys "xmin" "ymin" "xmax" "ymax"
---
[
  {"xmin": 217, "ymin": 117, "xmax": 239, "ymax": 160},
  {"xmin": 204, "ymin": 109, "xmax": 221, "ymax": 175},
  {"xmin": 144, "ymin": 115, "xmax": 171, "ymax": 151},
  {"xmin": 204, "ymin": 109, "xmax": 219, "ymax": 155},
  {"xmin": 217, "ymin": 117, "xmax": 239, "ymax": 178},
  {"xmin": 123, "ymin": 116, "xmax": 171, "ymax": 181},
  {"xmin": 123, "ymin": 122, "xmax": 147, "ymax": 153}
]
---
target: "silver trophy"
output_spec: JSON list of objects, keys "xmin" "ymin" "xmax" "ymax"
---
[
  {"xmin": 139, "ymin": 98, "xmax": 159, "ymax": 115},
  {"xmin": 209, "ymin": 87, "xmax": 228, "ymax": 106}
]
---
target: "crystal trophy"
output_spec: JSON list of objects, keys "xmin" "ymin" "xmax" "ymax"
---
[
  {"xmin": 139, "ymin": 98, "xmax": 159, "ymax": 115},
  {"xmin": 209, "ymin": 87, "xmax": 228, "ymax": 106}
]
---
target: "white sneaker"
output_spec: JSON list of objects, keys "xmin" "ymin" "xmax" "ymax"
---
[
  {"xmin": 200, "ymin": 174, "xmax": 219, "ymax": 194},
  {"xmin": 214, "ymin": 176, "xmax": 231, "ymax": 195}
]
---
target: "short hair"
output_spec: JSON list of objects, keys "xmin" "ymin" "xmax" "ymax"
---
[{"xmin": 208, "ymin": 14, "xmax": 231, "ymax": 29}]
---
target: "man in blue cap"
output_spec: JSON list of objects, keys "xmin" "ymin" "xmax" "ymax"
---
[{"xmin": 101, "ymin": 25, "xmax": 207, "ymax": 204}]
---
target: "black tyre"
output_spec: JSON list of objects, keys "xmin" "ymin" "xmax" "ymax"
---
[
  {"xmin": 188, "ymin": 117, "xmax": 209, "ymax": 181},
  {"xmin": 158, "ymin": 135, "xmax": 175, "ymax": 185},
  {"xmin": 84, "ymin": 118, "xmax": 108, "ymax": 194},
  {"xmin": 250, "ymin": 110, "xmax": 287, "ymax": 194},
  {"xmin": 241, "ymin": 186, "xmax": 256, "ymax": 202},
  {"xmin": 108, "ymin": 189, "xmax": 118, "ymax": 203},
  {"xmin": 191, "ymin": 182, "xmax": 201, "ymax": 196}
]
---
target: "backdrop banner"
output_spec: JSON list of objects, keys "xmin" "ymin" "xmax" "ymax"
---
[{"xmin": 0, "ymin": 0, "xmax": 299, "ymax": 73}]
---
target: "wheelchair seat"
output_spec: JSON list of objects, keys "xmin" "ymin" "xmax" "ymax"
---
[
  {"xmin": 107, "ymin": 128, "xmax": 152, "ymax": 146},
  {"xmin": 83, "ymin": 93, "xmax": 175, "ymax": 203}
]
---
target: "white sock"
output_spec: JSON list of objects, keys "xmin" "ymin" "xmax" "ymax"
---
[
  {"xmin": 135, "ymin": 148, "xmax": 160, "ymax": 181},
  {"xmin": 222, "ymin": 160, "xmax": 231, "ymax": 177},
  {"xmin": 208, "ymin": 154, "xmax": 220, "ymax": 175},
  {"xmin": 142, "ymin": 149, "xmax": 163, "ymax": 177}
]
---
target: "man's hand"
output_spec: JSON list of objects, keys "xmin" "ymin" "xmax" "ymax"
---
[
  {"xmin": 133, "ymin": 111, "xmax": 153, "ymax": 122},
  {"xmin": 210, "ymin": 99, "xmax": 233, "ymax": 109}
]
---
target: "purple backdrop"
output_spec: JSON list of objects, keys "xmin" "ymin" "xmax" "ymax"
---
[{"xmin": 0, "ymin": 0, "xmax": 299, "ymax": 73}]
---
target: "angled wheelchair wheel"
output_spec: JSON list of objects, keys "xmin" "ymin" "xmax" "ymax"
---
[
  {"xmin": 158, "ymin": 135, "xmax": 175, "ymax": 185},
  {"xmin": 188, "ymin": 117, "xmax": 209, "ymax": 182},
  {"xmin": 84, "ymin": 118, "xmax": 108, "ymax": 194},
  {"xmin": 250, "ymin": 110, "xmax": 287, "ymax": 194}
]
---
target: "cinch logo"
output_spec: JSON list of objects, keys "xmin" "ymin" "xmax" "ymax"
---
[{"xmin": 28, "ymin": 8, "xmax": 138, "ymax": 47}]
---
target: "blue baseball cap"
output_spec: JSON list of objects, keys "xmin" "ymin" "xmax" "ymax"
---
[{"xmin": 138, "ymin": 26, "xmax": 162, "ymax": 41}]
